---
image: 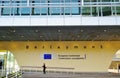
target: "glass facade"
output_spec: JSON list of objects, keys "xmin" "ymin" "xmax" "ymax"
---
[
  {"xmin": 0, "ymin": 0, "xmax": 120, "ymax": 16},
  {"xmin": 0, "ymin": 50, "xmax": 20, "ymax": 77}
]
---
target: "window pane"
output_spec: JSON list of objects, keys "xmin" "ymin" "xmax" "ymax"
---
[
  {"xmin": 21, "ymin": 8, "xmax": 30, "ymax": 15},
  {"xmin": 92, "ymin": 7, "xmax": 98, "ymax": 16},
  {"xmin": 112, "ymin": 6, "xmax": 116, "ymax": 15},
  {"xmin": 116, "ymin": 6, "xmax": 120, "ymax": 15},
  {"xmin": 31, "ymin": 7, "xmax": 40, "ymax": 15},
  {"xmin": 21, "ymin": 0, "xmax": 27, "ymax": 6},
  {"xmin": 82, "ymin": 7, "xmax": 91, "ymax": 15},
  {"xmin": 1, "ymin": 8, "xmax": 10, "ymax": 15},
  {"xmin": 40, "ymin": 0, "xmax": 47, "ymax": 15},
  {"xmin": 41, "ymin": 7, "xmax": 47, "ymax": 15},
  {"xmin": 102, "ymin": 7, "xmax": 111, "ymax": 16},
  {"xmin": 12, "ymin": 7, "xmax": 20, "ymax": 15},
  {"xmin": 50, "ymin": 7, "xmax": 61, "ymax": 15},
  {"xmin": 71, "ymin": 7, "xmax": 80, "ymax": 15},
  {"xmin": 0, "ymin": 1, "xmax": 2, "ymax": 6},
  {"xmin": 64, "ymin": 7, "xmax": 71, "ymax": 15}
]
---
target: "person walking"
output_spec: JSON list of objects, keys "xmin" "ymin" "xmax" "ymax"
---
[{"xmin": 42, "ymin": 63, "xmax": 47, "ymax": 74}]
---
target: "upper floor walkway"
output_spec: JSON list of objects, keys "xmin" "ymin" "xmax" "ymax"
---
[{"xmin": 0, "ymin": 0, "xmax": 120, "ymax": 26}]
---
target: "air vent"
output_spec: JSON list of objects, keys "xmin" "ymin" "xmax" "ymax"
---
[
  {"xmin": 84, "ymin": 46, "xmax": 86, "ymax": 49},
  {"xmin": 42, "ymin": 46, "xmax": 44, "ymax": 49},
  {"xmin": 66, "ymin": 46, "xmax": 68, "ymax": 49},
  {"xmin": 50, "ymin": 45, "xmax": 52, "ymax": 49},
  {"xmin": 26, "ymin": 45, "xmax": 29, "ymax": 49},
  {"xmin": 92, "ymin": 46, "xmax": 95, "ymax": 48},
  {"xmin": 74, "ymin": 46, "xmax": 78, "ymax": 49},
  {"xmin": 100, "ymin": 45, "xmax": 103, "ymax": 49},
  {"xmin": 58, "ymin": 46, "xmax": 60, "ymax": 49},
  {"xmin": 34, "ymin": 46, "xmax": 37, "ymax": 49}
]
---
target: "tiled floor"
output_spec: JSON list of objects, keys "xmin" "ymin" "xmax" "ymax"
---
[{"xmin": 22, "ymin": 72, "xmax": 120, "ymax": 78}]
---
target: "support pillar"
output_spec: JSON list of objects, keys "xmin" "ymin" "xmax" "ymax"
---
[{"xmin": 117, "ymin": 63, "xmax": 119, "ymax": 73}]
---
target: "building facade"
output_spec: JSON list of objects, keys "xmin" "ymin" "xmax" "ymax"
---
[
  {"xmin": 0, "ymin": 0, "xmax": 120, "ymax": 26},
  {"xmin": 0, "ymin": 0, "xmax": 120, "ymax": 75}
]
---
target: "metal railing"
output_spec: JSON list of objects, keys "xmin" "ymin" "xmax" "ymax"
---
[{"xmin": 0, "ymin": 67, "xmax": 21, "ymax": 78}]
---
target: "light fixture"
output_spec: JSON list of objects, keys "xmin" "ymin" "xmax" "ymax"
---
[
  {"xmin": 10, "ymin": 29, "xmax": 16, "ymax": 33},
  {"xmin": 77, "ymin": 35, "xmax": 80, "ymax": 38},
  {"xmin": 2, "ymin": 36, "xmax": 6, "ymax": 38},
  {"xmin": 13, "ymin": 29, "xmax": 16, "ymax": 32},
  {"xmin": 35, "ymin": 30, "xmax": 38, "ymax": 33},
  {"xmin": 96, "ymin": 35, "xmax": 99, "ymax": 38},
  {"xmin": 40, "ymin": 35, "xmax": 43, "ymax": 38},
  {"xmin": 80, "ymin": 29, "xmax": 84, "ymax": 32},
  {"xmin": 58, "ymin": 29, "xmax": 61, "ymax": 33},
  {"xmin": 104, "ymin": 29, "xmax": 107, "ymax": 32},
  {"xmin": 21, "ymin": 35, "xmax": 24, "ymax": 38}
]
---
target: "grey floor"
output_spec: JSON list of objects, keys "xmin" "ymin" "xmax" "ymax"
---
[{"xmin": 22, "ymin": 72, "xmax": 120, "ymax": 78}]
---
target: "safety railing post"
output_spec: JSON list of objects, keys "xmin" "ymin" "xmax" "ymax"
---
[
  {"xmin": 15, "ymin": 69, "xmax": 17, "ymax": 78},
  {"xmin": 21, "ymin": 67, "xmax": 23, "ymax": 78}
]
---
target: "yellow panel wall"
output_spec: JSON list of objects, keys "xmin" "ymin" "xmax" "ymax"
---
[{"xmin": 0, "ymin": 41, "xmax": 119, "ymax": 72}]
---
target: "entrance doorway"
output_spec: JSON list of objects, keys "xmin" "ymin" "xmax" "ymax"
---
[
  {"xmin": 108, "ymin": 49, "xmax": 120, "ymax": 73},
  {"xmin": 0, "ymin": 50, "xmax": 20, "ymax": 76}
]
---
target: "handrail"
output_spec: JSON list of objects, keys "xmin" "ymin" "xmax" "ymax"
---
[{"xmin": 21, "ymin": 66, "xmax": 74, "ymax": 70}]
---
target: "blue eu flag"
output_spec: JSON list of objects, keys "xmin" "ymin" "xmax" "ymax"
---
[{"xmin": 44, "ymin": 54, "xmax": 52, "ymax": 59}]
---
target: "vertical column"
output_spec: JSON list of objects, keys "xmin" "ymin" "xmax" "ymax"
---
[
  {"xmin": 117, "ymin": 63, "xmax": 119, "ymax": 73},
  {"xmin": 100, "ymin": 0, "xmax": 103, "ymax": 16},
  {"xmin": 27, "ymin": 0, "xmax": 29, "ymax": 6},
  {"xmin": 90, "ymin": 0, "xmax": 92, "ymax": 16},
  {"xmin": 81, "ymin": 0, "xmax": 84, "ymax": 6}
]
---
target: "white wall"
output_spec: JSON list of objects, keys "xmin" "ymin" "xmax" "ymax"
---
[{"xmin": 0, "ymin": 16, "xmax": 120, "ymax": 26}]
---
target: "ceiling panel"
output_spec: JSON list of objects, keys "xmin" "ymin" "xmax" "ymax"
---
[{"xmin": 0, "ymin": 26, "xmax": 120, "ymax": 41}]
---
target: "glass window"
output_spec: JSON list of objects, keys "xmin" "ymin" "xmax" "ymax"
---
[
  {"xmin": 65, "ymin": 0, "xmax": 70, "ymax": 3},
  {"xmin": 64, "ymin": 7, "xmax": 71, "ymax": 15},
  {"xmin": 82, "ymin": 7, "xmax": 91, "ymax": 16},
  {"xmin": 2, "ymin": 1, "xmax": 10, "ymax": 6},
  {"xmin": 116, "ymin": 6, "xmax": 120, "ymax": 15},
  {"xmin": 31, "ymin": 7, "xmax": 40, "ymax": 15},
  {"xmin": 92, "ymin": 7, "xmax": 98, "ymax": 16},
  {"xmin": 1, "ymin": 8, "xmax": 11, "ymax": 15},
  {"xmin": 21, "ymin": 8, "xmax": 30, "ymax": 15},
  {"xmin": 50, "ymin": 7, "xmax": 61, "ymax": 15},
  {"xmin": 41, "ymin": 7, "xmax": 47, "ymax": 15},
  {"xmin": 0, "ymin": 1, "xmax": 2, "ymax": 6},
  {"xmin": 49, "ymin": 0, "xmax": 61, "ymax": 15},
  {"xmin": 11, "ymin": 1, "xmax": 20, "ymax": 15},
  {"xmin": 40, "ymin": 0, "xmax": 47, "ymax": 15},
  {"xmin": 102, "ymin": 7, "xmax": 111, "ymax": 16},
  {"xmin": 71, "ymin": 0, "xmax": 80, "ymax": 15},
  {"xmin": 71, "ymin": 7, "xmax": 80, "ymax": 15},
  {"xmin": 11, "ymin": 7, "xmax": 20, "ymax": 15},
  {"xmin": 21, "ymin": 0, "xmax": 27, "ymax": 6},
  {"xmin": 112, "ymin": 6, "xmax": 116, "ymax": 15}
]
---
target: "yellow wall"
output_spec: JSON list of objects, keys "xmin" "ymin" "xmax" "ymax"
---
[{"xmin": 0, "ymin": 41, "xmax": 119, "ymax": 72}]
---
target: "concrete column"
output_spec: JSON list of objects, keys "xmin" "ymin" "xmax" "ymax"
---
[
  {"xmin": 27, "ymin": 0, "xmax": 30, "ymax": 6},
  {"xmin": 117, "ymin": 63, "xmax": 119, "ymax": 73},
  {"xmin": 81, "ymin": 0, "xmax": 84, "ymax": 6}
]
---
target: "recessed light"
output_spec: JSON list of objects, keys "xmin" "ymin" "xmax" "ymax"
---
[
  {"xmin": 80, "ymin": 29, "xmax": 84, "ymax": 32},
  {"xmin": 104, "ymin": 30, "xmax": 107, "ymax": 32},
  {"xmin": 21, "ymin": 35, "xmax": 24, "ymax": 38},
  {"xmin": 13, "ymin": 30, "xmax": 16, "ymax": 32},
  {"xmin": 11, "ymin": 29, "xmax": 16, "ymax": 33},
  {"xmin": 2, "ymin": 36, "xmax": 6, "ymax": 38},
  {"xmin": 58, "ymin": 29, "xmax": 61, "ymax": 32},
  {"xmin": 96, "ymin": 35, "xmax": 99, "ymax": 37},
  {"xmin": 40, "ymin": 36, "xmax": 43, "ymax": 38},
  {"xmin": 35, "ymin": 30, "xmax": 38, "ymax": 33},
  {"xmin": 77, "ymin": 35, "xmax": 80, "ymax": 38}
]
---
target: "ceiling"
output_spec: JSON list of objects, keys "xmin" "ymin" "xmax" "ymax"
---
[{"xmin": 0, "ymin": 26, "xmax": 120, "ymax": 41}]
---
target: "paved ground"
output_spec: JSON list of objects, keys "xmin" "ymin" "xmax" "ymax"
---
[{"xmin": 22, "ymin": 72, "xmax": 120, "ymax": 78}]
